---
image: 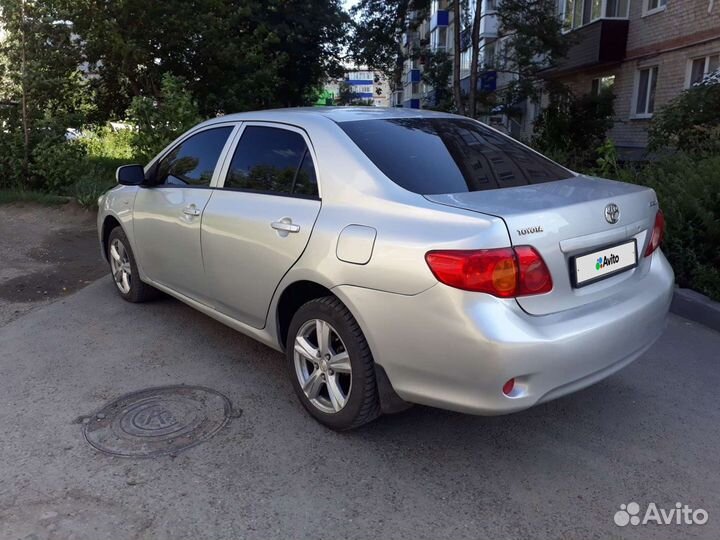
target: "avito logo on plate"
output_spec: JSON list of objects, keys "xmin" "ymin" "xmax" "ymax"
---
[{"xmin": 596, "ymin": 253, "xmax": 620, "ymax": 271}]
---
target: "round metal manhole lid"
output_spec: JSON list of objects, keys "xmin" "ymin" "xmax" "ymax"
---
[{"xmin": 82, "ymin": 385, "xmax": 234, "ymax": 458}]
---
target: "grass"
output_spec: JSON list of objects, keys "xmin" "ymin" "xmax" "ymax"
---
[{"xmin": 0, "ymin": 189, "xmax": 70, "ymax": 206}]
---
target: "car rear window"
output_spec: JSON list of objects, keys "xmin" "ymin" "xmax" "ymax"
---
[{"xmin": 338, "ymin": 118, "xmax": 572, "ymax": 195}]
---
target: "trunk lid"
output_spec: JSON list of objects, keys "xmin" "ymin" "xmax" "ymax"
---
[{"xmin": 426, "ymin": 175, "xmax": 659, "ymax": 315}]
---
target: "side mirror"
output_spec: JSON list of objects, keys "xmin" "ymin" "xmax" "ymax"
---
[{"xmin": 116, "ymin": 164, "xmax": 146, "ymax": 186}]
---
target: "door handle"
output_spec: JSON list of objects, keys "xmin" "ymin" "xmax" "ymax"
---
[
  {"xmin": 182, "ymin": 204, "xmax": 201, "ymax": 217},
  {"xmin": 271, "ymin": 219, "xmax": 300, "ymax": 233}
]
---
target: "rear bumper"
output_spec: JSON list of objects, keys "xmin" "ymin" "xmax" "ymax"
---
[{"xmin": 333, "ymin": 250, "xmax": 674, "ymax": 415}]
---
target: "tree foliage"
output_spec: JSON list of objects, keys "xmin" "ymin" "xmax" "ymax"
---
[
  {"xmin": 648, "ymin": 70, "xmax": 720, "ymax": 155},
  {"xmin": 495, "ymin": 0, "xmax": 571, "ymax": 106},
  {"xmin": 350, "ymin": 0, "xmax": 429, "ymax": 93},
  {"xmin": 68, "ymin": 0, "xmax": 351, "ymax": 118},
  {"xmin": 531, "ymin": 84, "xmax": 615, "ymax": 169},
  {"xmin": 126, "ymin": 74, "xmax": 202, "ymax": 161}
]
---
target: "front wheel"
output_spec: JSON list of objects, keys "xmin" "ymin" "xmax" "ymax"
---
[
  {"xmin": 287, "ymin": 296, "xmax": 381, "ymax": 430},
  {"xmin": 107, "ymin": 227, "xmax": 158, "ymax": 303}
]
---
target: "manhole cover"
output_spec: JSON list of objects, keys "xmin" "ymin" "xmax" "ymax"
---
[{"xmin": 82, "ymin": 385, "xmax": 234, "ymax": 458}]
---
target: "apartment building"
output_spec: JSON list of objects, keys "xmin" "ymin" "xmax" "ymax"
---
[
  {"xmin": 396, "ymin": 0, "xmax": 720, "ymax": 156},
  {"xmin": 320, "ymin": 69, "xmax": 391, "ymax": 107},
  {"xmin": 395, "ymin": 0, "xmax": 501, "ymax": 109},
  {"xmin": 544, "ymin": 0, "xmax": 720, "ymax": 157}
]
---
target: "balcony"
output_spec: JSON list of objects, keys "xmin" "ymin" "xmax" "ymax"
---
[
  {"xmin": 406, "ymin": 69, "xmax": 421, "ymax": 85},
  {"xmin": 430, "ymin": 9, "xmax": 449, "ymax": 30},
  {"xmin": 541, "ymin": 19, "xmax": 629, "ymax": 77}
]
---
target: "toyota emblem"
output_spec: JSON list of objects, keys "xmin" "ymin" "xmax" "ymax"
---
[{"xmin": 604, "ymin": 203, "xmax": 620, "ymax": 224}]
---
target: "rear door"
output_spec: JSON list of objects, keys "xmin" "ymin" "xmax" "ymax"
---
[
  {"xmin": 201, "ymin": 123, "xmax": 322, "ymax": 328},
  {"xmin": 133, "ymin": 125, "xmax": 236, "ymax": 303}
]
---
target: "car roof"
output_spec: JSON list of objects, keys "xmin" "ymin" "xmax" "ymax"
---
[{"xmin": 201, "ymin": 106, "xmax": 457, "ymax": 127}]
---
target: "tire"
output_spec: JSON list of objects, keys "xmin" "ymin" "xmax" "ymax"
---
[
  {"xmin": 287, "ymin": 296, "xmax": 381, "ymax": 430},
  {"xmin": 107, "ymin": 227, "xmax": 158, "ymax": 303}
]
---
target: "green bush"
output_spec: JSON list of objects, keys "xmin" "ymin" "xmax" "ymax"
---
[
  {"xmin": 126, "ymin": 73, "xmax": 202, "ymax": 161},
  {"xmin": 532, "ymin": 85, "xmax": 615, "ymax": 169},
  {"xmin": 0, "ymin": 130, "xmax": 26, "ymax": 190},
  {"xmin": 29, "ymin": 137, "xmax": 87, "ymax": 194},
  {"xmin": 80, "ymin": 125, "xmax": 135, "ymax": 160},
  {"xmin": 623, "ymin": 155, "xmax": 720, "ymax": 301},
  {"xmin": 649, "ymin": 70, "xmax": 720, "ymax": 155}
]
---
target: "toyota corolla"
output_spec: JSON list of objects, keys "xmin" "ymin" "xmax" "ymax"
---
[{"xmin": 97, "ymin": 107, "xmax": 673, "ymax": 430}]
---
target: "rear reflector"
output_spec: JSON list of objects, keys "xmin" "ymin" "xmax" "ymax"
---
[
  {"xmin": 503, "ymin": 378, "xmax": 515, "ymax": 396},
  {"xmin": 425, "ymin": 246, "xmax": 552, "ymax": 298},
  {"xmin": 645, "ymin": 209, "xmax": 665, "ymax": 257}
]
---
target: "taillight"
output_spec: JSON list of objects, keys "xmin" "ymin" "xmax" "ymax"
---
[
  {"xmin": 645, "ymin": 210, "xmax": 665, "ymax": 257},
  {"xmin": 425, "ymin": 246, "xmax": 552, "ymax": 297}
]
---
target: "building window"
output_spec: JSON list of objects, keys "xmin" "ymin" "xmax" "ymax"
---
[
  {"xmin": 643, "ymin": 0, "xmax": 667, "ymax": 16},
  {"xmin": 483, "ymin": 42, "xmax": 497, "ymax": 68},
  {"xmin": 558, "ymin": 0, "xmax": 629, "ymax": 31},
  {"xmin": 687, "ymin": 54, "xmax": 720, "ymax": 87},
  {"xmin": 591, "ymin": 75, "xmax": 615, "ymax": 95},
  {"xmin": 633, "ymin": 66, "xmax": 658, "ymax": 117},
  {"xmin": 430, "ymin": 26, "xmax": 448, "ymax": 51}
]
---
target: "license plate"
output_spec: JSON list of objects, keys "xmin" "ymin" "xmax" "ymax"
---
[{"xmin": 570, "ymin": 239, "xmax": 638, "ymax": 288}]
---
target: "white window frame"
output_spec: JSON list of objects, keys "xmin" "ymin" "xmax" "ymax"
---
[
  {"xmin": 642, "ymin": 0, "xmax": 667, "ymax": 17},
  {"xmin": 558, "ymin": 0, "xmax": 630, "ymax": 33},
  {"xmin": 631, "ymin": 65, "xmax": 659, "ymax": 119},
  {"xmin": 685, "ymin": 53, "xmax": 720, "ymax": 88}
]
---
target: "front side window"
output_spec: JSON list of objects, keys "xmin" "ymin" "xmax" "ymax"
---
[
  {"xmin": 224, "ymin": 126, "xmax": 318, "ymax": 197},
  {"xmin": 634, "ymin": 66, "xmax": 659, "ymax": 117},
  {"xmin": 155, "ymin": 127, "xmax": 233, "ymax": 187},
  {"xmin": 688, "ymin": 54, "xmax": 720, "ymax": 86},
  {"xmin": 338, "ymin": 118, "xmax": 572, "ymax": 195}
]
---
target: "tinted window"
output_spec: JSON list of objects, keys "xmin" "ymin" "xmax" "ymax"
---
[
  {"xmin": 338, "ymin": 118, "xmax": 572, "ymax": 195},
  {"xmin": 155, "ymin": 127, "xmax": 233, "ymax": 187},
  {"xmin": 224, "ymin": 126, "xmax": 318, "ymax": 197}
]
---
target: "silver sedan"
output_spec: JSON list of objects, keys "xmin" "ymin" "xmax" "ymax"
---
[{"xmin": 97, "ymin": 107, "xmax": 673, "ymax": 430}]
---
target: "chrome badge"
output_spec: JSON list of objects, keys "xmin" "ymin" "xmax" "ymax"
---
[{"xmin": 604, "ymin": 203, "xmax": 620, "ymax": 224}]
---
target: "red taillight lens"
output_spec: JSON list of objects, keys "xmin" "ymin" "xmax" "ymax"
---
[
  {"xmin": 644, "ymin": 209, "xmax": 665, "ymax": 257},
  {"xmin": 514, "ymin": 245, "xmax": 554, "ymax": 295},
  {"xmin": 425, "ymin": 246, "xmax": 552, "ymax": 297}
]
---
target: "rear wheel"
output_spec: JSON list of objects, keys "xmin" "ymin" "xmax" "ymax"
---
[
  {"xmin": 287, "ymin": 296, "xmax": 381, "ymax": 430},
  {"xmin": 107, "ymin": 227, "xmax": 158, "ymax": 303}
]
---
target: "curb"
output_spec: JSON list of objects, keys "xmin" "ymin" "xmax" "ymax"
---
[{"xmin": 671, "ymin": 287, "xmax": 720, "ymax": 333}]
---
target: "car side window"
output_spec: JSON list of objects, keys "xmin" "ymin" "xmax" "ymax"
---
[
  {"xmin": 155, "ymin": 127, "xmax": 233, "ymax": 187},
  {"xmin": 224, "ymin": 126, "xmax": 318, "ymax": 197}
]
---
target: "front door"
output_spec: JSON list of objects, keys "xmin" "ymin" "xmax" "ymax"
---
[
  {"xmin": 201, "ymin": 123, "xmax": 322, "ymax": 328},
  {"xmin": 133, "ymin": 125, "xmax": 235, "ymax": 303}
]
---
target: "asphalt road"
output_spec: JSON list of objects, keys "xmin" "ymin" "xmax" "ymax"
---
[{"xmin": 0, "ymin": 278, "xmax": 718, "ymax": 540}]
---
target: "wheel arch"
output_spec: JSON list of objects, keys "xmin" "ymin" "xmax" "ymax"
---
[
  {"xmin": 274, "ymin": 278, "xmax": 411, "ymax": 414},
  {"xmin": 101, "ymin": 215, "xmax": 123, "ymax": 261}
]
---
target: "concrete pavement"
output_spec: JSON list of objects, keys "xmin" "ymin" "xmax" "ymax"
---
[{"xmin": 0, "ymin": 279, "xmax": 718, "ymax": 539}]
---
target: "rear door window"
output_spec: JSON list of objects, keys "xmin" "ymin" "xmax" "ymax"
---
[
  {"xmin": 223, "ymin": 126, "xmax": 318, "ymax": 197},
  {"xmin": 338, "ymin": 118, "xmax": 572, "ymax": 195}
]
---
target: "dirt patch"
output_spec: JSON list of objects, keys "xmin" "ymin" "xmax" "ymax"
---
[{"xmin": 0, "ymin": 201, "xmax": 107, "ymax": 326}]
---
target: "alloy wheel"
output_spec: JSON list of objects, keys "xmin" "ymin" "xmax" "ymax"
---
[
  {"xmin": 293, "ymin": 319, "xmax": 352, "ymax": 414},
  {"xmin": 109, "ymin": 238, "xmax": 132, "ymax": 294}
]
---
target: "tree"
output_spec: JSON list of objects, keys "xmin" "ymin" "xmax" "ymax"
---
[
  {"xmin": 494, "ymin": 0, "xmax": 571, "ymax": 110},
  {"xmin": 452, "ymin": 0, "xmax": 463, "ymax": 115},
  {"xmin": 421, "ymin": 50, "xmax": 453, "ymax": 111},
  {"xmin": 351, "ymin": 0, "xmax": 430, "ymax": 99},
  {"xmin": 67, "ymin": 0, "xmax": 350, "ymax": 118},
  {"xmin": 0, "ymin": 0, "xmax": 90, "ymax": 186}
]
